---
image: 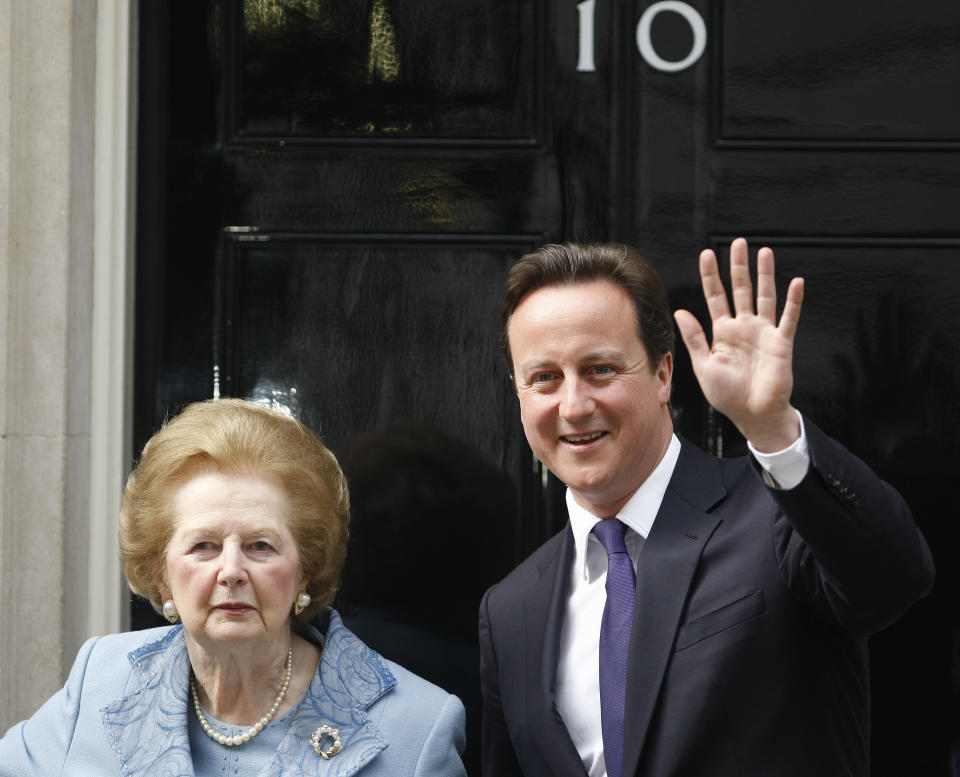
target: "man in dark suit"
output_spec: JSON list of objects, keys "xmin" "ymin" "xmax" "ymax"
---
[{"xmin": 479, "ymin": 239, "xmax": 934, "ymax": 777}]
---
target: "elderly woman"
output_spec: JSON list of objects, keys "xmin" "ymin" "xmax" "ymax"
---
[{"xmin": 0, "ymin": 399, "xmax": 466, "ymax": 776}]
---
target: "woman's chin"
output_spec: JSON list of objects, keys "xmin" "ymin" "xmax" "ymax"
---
[{"xmin": 198, "ymin": 617, "xmax": 266, "ymax": 644}]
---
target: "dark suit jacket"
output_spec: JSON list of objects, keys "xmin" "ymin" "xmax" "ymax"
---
[{"xmin": 479, "ymin": 421, "xmax": 934, "ymax": 777}]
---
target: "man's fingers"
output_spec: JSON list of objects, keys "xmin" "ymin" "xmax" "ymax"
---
[
  {"xmin": 699, "ymin": 249, "xmax": 730, "ymax": 323},
  {"xmin": 755, "ymin": 246, "xmax": 777, "ymax": 322},
  {"xmin": 698, "ymin": 240, "xmax": 802, "ymax": 341},
  {"xmin": 673, "ymin": 310, "xmax": 709, "ymax": 368},
  {"xmin": 778, "ymin": 277, "xmax": 804, "ymax": 340},
  {"xmin": 729, "ymin": 238, "xmax": 754, "ymax": 316}
]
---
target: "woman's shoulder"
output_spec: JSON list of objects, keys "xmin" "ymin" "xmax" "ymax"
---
[
  {"xmin": 364, "ymin": 658, "xmax": 467, "ymax": 775},
  {"xmin": 65, "ymin": 625, "xmax": 183, "ymax": 696},
  {"xmin": 82, "ymin": 625, "xmax": 181, "ymax": 664},
  {"xmin": 309, "ymin": 610, "xmax": 462, "ymax": 715},
  {"xmin": 379, "ymin": 657, "xmax": 459, "ymax": 709},
  {"xmin": 297, "ymin": 612, "xmax": 467, "ymax": 776}
]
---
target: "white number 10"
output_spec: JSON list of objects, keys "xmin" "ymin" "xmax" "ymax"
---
[{"xmin": 577, "ymin": 0, "xmax": 707, "ymax": 74}]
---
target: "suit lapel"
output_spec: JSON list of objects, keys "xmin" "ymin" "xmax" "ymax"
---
[
  {"xmin": 101, "ymin": 627, "xmax": 195, "ymax": 777},
  {"xmin": 524, "ymin": 527, "xmax": 592, "ymax": 777},
  {"xmin": 621, "ymin": 442, "xmax": 727, "ymax": 777},
  {"xmin": 269, "ymin": 614, "xmax": 394, "ymax": 775}
]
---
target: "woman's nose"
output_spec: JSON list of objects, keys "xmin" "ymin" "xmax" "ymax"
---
[{"xmin": 216, "ymin": 543, "xmax": 248, "ymax": 586}]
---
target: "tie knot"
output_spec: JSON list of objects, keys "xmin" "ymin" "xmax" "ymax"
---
[{"xmin": 592, "ymin": 518, "xmax": 628, "ymax": 556}]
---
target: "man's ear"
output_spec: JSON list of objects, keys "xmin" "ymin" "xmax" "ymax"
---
[{"xmin": 657, "ymin": 352, "xmax": 674, "ymax": 405}]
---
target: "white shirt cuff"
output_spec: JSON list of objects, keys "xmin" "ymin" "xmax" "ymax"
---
[{"xmin": 747, "ymin": 411, "xmax": 810, "ymax": 490}]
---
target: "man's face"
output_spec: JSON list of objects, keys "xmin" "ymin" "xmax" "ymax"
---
[{"xmin": 509, "ymin": 280, "xmax": 673, "ymax": 517}]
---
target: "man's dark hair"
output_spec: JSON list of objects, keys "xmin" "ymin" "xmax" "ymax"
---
[{"xmin": 501, "ymin": 242, "xmax": 675, "ymax": 376}]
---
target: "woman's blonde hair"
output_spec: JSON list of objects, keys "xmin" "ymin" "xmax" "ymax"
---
[{"xmin": 120, "ymin": 398, "xmax": 349, "ymax": 621}]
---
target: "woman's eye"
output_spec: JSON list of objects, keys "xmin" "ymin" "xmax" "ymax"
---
[
  {"xmin": 192, "ymin": 541, "xmax": 216, "ymax": 552},
  {"xmin": 250, "ymin": 540, "xmax": 272, "ymax": 552}
]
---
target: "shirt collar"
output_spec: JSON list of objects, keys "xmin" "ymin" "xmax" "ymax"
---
[{"xmin": 566, "ymin": 434, "xmax": 681, "ymax": 582}]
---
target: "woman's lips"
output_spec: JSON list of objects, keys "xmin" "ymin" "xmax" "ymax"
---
[{"xmin": 216, "ymin": 603, "xmax": 254, "ymax": 615}]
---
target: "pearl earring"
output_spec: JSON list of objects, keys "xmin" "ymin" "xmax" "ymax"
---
[
  {"xmin": 294, "ymin": 592, "xmax": 312, "ymax": 615},
  {"xmin": 162, "ymin": 599, "xmax": 179, "ymax": 623}
]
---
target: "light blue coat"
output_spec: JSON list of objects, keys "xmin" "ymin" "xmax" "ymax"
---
[{"xmin": 0, "ymin": 609, "xmax": 466, "ymax": 777}]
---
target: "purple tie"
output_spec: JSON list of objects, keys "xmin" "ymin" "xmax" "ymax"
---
[{"xmin": 593, "ymin": 518, "xmax": 636, "ymax": 777}]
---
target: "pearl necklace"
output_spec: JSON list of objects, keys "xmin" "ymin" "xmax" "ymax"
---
[{"xmin": 190, "ymin": 647, "xmax": 293, "ymax": 747}]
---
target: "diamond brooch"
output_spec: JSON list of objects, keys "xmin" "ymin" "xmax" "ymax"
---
[{"xmin": 311, "ymin": 725, "xmax": 343, "ymax": 759}]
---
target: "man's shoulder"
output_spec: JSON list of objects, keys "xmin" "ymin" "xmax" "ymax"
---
[
  {"xmin": 673, "ymin": 436, "xmax": 759, "ymax": 499},
  {"xmin": 483, "ymin": 527, "xmax": 569, "ymax": 606}
]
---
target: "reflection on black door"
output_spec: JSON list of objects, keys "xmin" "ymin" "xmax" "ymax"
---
[{"xmin": 137, "ymin": 1, "xmax": 960, "ymax": 773}]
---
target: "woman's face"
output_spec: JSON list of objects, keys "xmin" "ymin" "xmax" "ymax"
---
[{"xmin": 162, "ymin": 471, "xmax": 305, "ymax": 650}]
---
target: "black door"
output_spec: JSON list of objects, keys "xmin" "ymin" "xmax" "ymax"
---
[
  {"xmin": 624, "ymin": 3, "xmax": 960, "ymax": 774},
  {"xmin": 136, "ymin": 1, "xmax": 959, "ymax": 773}
]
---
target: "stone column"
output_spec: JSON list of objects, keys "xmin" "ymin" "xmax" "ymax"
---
[{"xmin": 0, "ymin": 0, "xmax": 132, "ymax": 732}]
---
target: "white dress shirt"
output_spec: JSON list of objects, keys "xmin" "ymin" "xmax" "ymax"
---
[{"xmin": 555, "ymin": 416, "xmax": 809, "ymax": 777}]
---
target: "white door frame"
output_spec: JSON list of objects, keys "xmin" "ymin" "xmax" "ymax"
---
[{"xmin": 88, "ymin": 0, "xmax": 137, "ymax": 638}]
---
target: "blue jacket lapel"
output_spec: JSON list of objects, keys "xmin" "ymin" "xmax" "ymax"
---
[
  {"xmin": 272, "ymin": 614, "xmax": 394, "ymax": 775},
  {"xmin": 621, "ymin": 441, "xmax": 727, "ymax": 777},
  {"xmin": 100, "ymin": 612, "xmax": 396, "ymax": 777},
  {"xmin": 100, "ymin": 626, "xmax": 195, "ymax": 777}
]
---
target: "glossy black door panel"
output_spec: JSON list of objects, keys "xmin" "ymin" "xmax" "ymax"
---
[
  {"xmin": 216, "ymin": 235, "xmax": 532, "ymax": 466},
  {"xmin": 709, "ymin": 152, "xmax": 960, "ymax": 235},
  {"xmin": 227, "ymin": 0, "xmax": 539, "ymax": 142},
  {"xmin": 224, "ymin": 152, "xmax": 560, "ymax": 232},
  {"xmin": 718, "ymin": 0, "xmax": 960, "ymax": 144}
]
